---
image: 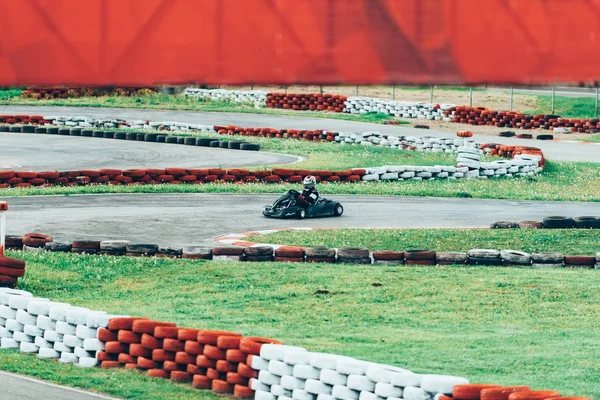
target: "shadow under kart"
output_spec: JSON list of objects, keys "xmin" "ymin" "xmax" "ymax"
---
[{"xmin": 262, "ymin": 190, "xmax": 344, "ymax": 219}]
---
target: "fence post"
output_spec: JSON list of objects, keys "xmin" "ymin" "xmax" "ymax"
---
[
  {"xmin": 430, "ymin": 85, "xmax": 434, "ymax": 105},
  {"xmin": 510, "ymin": 86, "xmax": 514, "ymax": 111},
  {"xmin": 355, "ymin": 86, "xmax": 359, "ymax": 96},
  {"xmin": 319, "ymin": 85, "xmax": 323, "ymax": 94},
  {"xmin": 595, "ymin": 87, "xmax": 599, "ymax": 118},
  {"xmin": 469, "ymin": 86, "xmax": 473, "ymax": 107},
  {"xmin": 392, "ymin": 85, "xmax": 395, "ymax": 100},
  {"xmin": 284, "ymin": 86, "xmax": 288, "ymax": 95},
  {"xmin": 551, "ymin": 86, "xmax": 556, "ymax": 113}
]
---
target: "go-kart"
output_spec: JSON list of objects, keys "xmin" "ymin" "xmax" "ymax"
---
[{"xmin": 262, "ymin": 190, "xmax": 344, "ymax": 219}]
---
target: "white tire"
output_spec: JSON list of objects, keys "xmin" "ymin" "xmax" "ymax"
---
[
  {"xmin": 9, "ymin": 296, "xmax": 47, "ymax": 310},
  {"xmin": 83, "ymin": 338, "xmax": 105, "ymax": 352},
  {"xmin": 0, "ymin": 326, "xmax": 12, "ymax": 338},
  {"xmin": 55, "ymin": 321, "xmax": 76, "ymax": 335},
  {"xmin": 44, "ymin": 330, "xmax": 63, "ymax": 343},
  {"xmin": 284, "ymin": 351, "xmax": 313, "ymax": 366},
  {"xmin": 280, "ymin": 375, "xmax": 306, "ymax": 391},
  {"xmin": 63, "ymin": 334, "xmax": 84, "ymax": 348},
  {"xmin": 54, "ymin": 341, "xmax": 74, "ymax": 353},
  {"xmin": 74, "ymin": 346, "xmax": 93, "ymax": 358},
  {"xmin": 279, "ymin": 397, "xmax": 294, "ymax": 400},
  {"xmin": 1, "ymin": 337, "xmax": 19, "ymax": 349},
  {"xmin": 269, "ymin": 360, "xmax": 294, "ymax": 376},
  {"xmin": 403, "ymin": 387, "xmax": 431, "ymax": 400},
  {"xmin": 366, "ymin": 364, "xmax": 411, "ymax": 384},
  {"xmin": 331, "ymin": 385, "xmax": 359, "ymax": 400},
  {"xmin": 86, "ymin": 313, "xmax": 127, "ymax": 329},
  {"xmin": 75, "ymin": 325, "xmax": 98, "ymax": 340},
  {"xmin": 390, "ymin": 373, "xmax": 422, "ymax": 388},
  {"xmin": 49, "ymin": 305, "xmax": 73, "ymax": 322},
  {"xmin": 15, "ymin": 309, "xmax": 37, "ymax": 326},
  {"xmin": 420, "ymin": 375, "xmax": 469, "ymax": 394},
  {"xmin": 337, "ymin": 359, "xmax": 373, "ymax": 375},
  {"xmin": 317, "ymin": 395, "xmax": 335, "ymax": 400},
  {"xmin": 78, "ymin": 356, "xmax": 98, "ymax": 368},
  {"xmin": 293, "ymin": 365, "xmax": 320, "ymax": 380},
  {"xmin": 304, "ymin": 379, "xmax": 332, "ymax": 395},
  {"xmin": 28, "ymin": 300, "xmax": 67, "ymax": 316},
  {"xmin": 23, "ymin": 324, "xmax": 43, "ymax": 337},
  {"xmin": 13, "ymin": 331, "xmax": 33, "ymax": 343},
  {"xmin": 34, "ymin": 336, "xmax": 52, "ymax": 349},
  {"xmin": 36, "ymin": 315, "xmax": 56, "ymax": 331},
  {"xmin": 65, "ymin": 308, "xmax": 92, "ymax": 325},
  {"xmin": 311, "ymin": 354, "xmax": 354, "ymax": 370},
  {"xmin": 250, "ymin": 355, "xmax": 270, "ymax": 370},
  {"xmin": 250, "ymin": 378, "xmax": 271, "ymax": 392},
  {"xmin": 38, "ymin": 347, "xmax": 60, "ymax": 358},
  {"xmin": 60, "ymin": 352, "xmax": 79, "ymax": 364},
  {"xmin": 0, "ymin": 305, "xmax": 17, "ymax": 319},
  {"xmin": 374, "ymin": 382, "xmax": 403, "ymax": 398},
  {"xmin": 259, "ymin": 370, "xmax": 282, "ymax": 386},
  {"xmin": 292, "ymin": 389, "xmax": 316, "ymax": 400},
  {"xmin": 271, "ymin": 384, "xmax": 293, "ymax": 397},
  {"xmin": 347, "ymin": 375, "xmax": 375, "ymax": 392},
  {"xmin": 320, "ymin": 369, "xmax": 347, "ymax": 386},
  {"xmin": 256, "ymin": 391, "xmax": 277, "ymax": 400},
  {"xmin": 0, "ymin": 289, "xmax": 32, "ymax": 305},
  {"xmin": 20, "ymin": 341, "xmax": 39, "ymax": 353},
  {"xmin": 261, "ymin": 344, "xmax": 307, "ymax": 361},
  {"xmin": 358, "ymin": 391, "xmax": 384, "ymax": 400}
]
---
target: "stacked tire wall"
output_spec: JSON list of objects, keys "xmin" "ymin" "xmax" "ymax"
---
[{"xmin": 266, "ymin": 93, "xmax": 347, "ymax": 112}]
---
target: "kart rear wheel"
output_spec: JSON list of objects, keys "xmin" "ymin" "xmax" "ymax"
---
[
  {"xmin": 296, "ymin": 208, "xmax": 306, "ymax": 219},
  {"xmin": 333, "ymin": 204, "xmax": 344, "ymax": 217}
]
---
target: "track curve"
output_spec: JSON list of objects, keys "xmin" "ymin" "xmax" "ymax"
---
[
  {"xmin": 1, "ymin": 105, "xmax": 598, "ymax": 162},
  {"xmin": 3, "ymin": 193, "xmax": 599, "ymax": 247}
]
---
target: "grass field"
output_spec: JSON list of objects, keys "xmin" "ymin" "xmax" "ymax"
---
[
  {"xmin": 0, "ymin": 250, "xmax": 598, "ymax": 398},
  {"xmin": 246, "ymin": 228, "xmax": 600, "ymax": 255}
]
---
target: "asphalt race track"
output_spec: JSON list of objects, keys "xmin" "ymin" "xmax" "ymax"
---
[{"xmin": 1, "ymin": 106, "xmax": 599, "ymax": 163}]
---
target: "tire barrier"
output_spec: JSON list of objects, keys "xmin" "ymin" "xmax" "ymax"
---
[
  {"xmin": 344, "ymin": 98, "xmax": 448, "ymax": 120},
  {"xmin": 0, "ymin": 256, "xmax": 26, "ymax": 288},
  {"xmin": 0, "ymin": 288, "xmax": 591, "ymax": 399},
  {"xmin": 491, "ymin": 217, "xmax": 600, "ymax": 230},
  {"xmin": 22, "ymin": 87, "xmax": 155, "ymax": 100},
  {"xmin": 184, "ymin": 88, "xmax": 267, "ymax": 106},
  {"xmin": 266, "ymin": 93, "xmax": 347, "ymax": 112}
]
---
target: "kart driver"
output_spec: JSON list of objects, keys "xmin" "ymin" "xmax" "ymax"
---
[{"xmin": 298, "ymin": 175, "xmax": 319, "ymax": 206}]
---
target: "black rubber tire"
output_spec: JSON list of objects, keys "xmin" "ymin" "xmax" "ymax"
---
[
  {"xmin": 245, "ymin": 255, "xmax": 274, "ymax": 262},
  {"xmin": 0, "ymin": 125, "xmax": 8, "ymax": 132},
  {"xmin": 126, "ymin": 132, "xmax": 137, "ymax": 140},
  {"xmin": 468, "ymin": 257, "xmax": 503, "ymax": 266},
  {"xmin": 228, "ymin": 141, "xmax": 244, "ymax": 149},
  {"xmin": 93, "ymin": 130, "xmax": 104, "ymax": 138},
  {"xmin": 22, "ymin": 125, "xmax": 35, "ymax": 133},
  {"xmin": 70, "ymin": 128, "xmax": 82, "ymax": 136},
  {"xmin": 296, "ymin": 208, "xmax": 306, "ymax": 219},
  {"xmin": 542, "ymin": 216, "xmax": 575, "ymax": 229},
  {"xmin": 305, "ymin": 247, "xmax": 336, "ymax": 258},
  {"xmin": 114, "ymin": 132, "xmax": 127, "ymax": 140},
  {"xmin": 9, "ymin": 126, "xmax": 22, "ymax": 132},
  {"xmin": 34, "ymin": 127, "xmax": 46, "ymax": 134},
  {"xmin": 47, "ymin": 127, "xmax": 59, "ymax": 134},
  {"xmin": 219, "ymin": 141, "xmax": 230, "ymax": 148},
  {"xmin": 58, "ymin": 128, "xmax": 70, "ymax": 135},
  {"xmin": 499, "ymin": 131, "xmax": 515, "ymax": 137},
  {"xmin": 80, "ymin": 129, "xmax": 93, "ymax": 137},
  {"xmin": 156, "ymin": 135, "xmax": 167, "ymax": 143},
  {"xmin": 125, "ymin": 244, "xmax": 159, "ymax": 254},
  {"xmin": 136, "ymin": 132, "xmax": 146, "ymax": 141},
  {"xmin": 166, "ymin": 136, "xmax": 178, "ymax": 144},
  {"xmin": 491, "ymin": 221, "xmax": 517, "ymax": 229},
  {"xmin": 333, "ymin": 203, "xmax": 344, "ymax": 217},
  {"xmin": 184, "ymin": 137, "xmax": 196, "ymax": 145},
  {"xmin": 177, "ymin": 137, "xmax": 185, "ymax": 144},
  {"xmin": 336, "ymin": 257, "xmax": 372, "ymax": 264},
  {"xmin": 197, "ymin": 138, "xmax": 217, "ymax": 147},
  {"xmin": 244, "ymin": 246, "xmax": 274, "ymax": 256},
  {"xmin": 209, "ymin": 140, "xmax": 221, "ymax": 148},
  {"xmin": 240, "ymin": 143, "xmax": 260, "ymax": 151},
  {"xmin": 144, "ymin": 133, "xmax": 159, "ymax": 142},
  {"xmin": 573, "ymin": 216, "xmax": 600, "ymax": 229},
  {"xmin": 536, "ymin": 134, "xmax": 554, "ymax": 140},
  {"xmin": 103, "ymin": 131, "xmax": 115, "ymax": 139},
  {"xmin": 337, "ymin": 248, "xmax": 369, "ymax": 259}
]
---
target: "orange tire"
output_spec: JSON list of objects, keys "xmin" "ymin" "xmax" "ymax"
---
[
  {"xmin": 509, "ymin": 391, "xmax": 561, "ymax": 400},
  {"xmin": 187, "ymin": 364, "xmax": 203, "ymax": 375},
  {"xmin": 118, "ymin": 353, "xmax": 136, "ymax": 364},
  {"xmin": 175, "ymin": 351, "xmax": 197, "ymax": 365},
  {"xmin": 163, "ymin": 360, "xmax": 184, "ymax": 372},
  {"xmin": 239, "ymin": 337, "xmax": 283, "ymax": 355},
  {"xmin": 97, "ymin": 328, "xmax": 118, "ymax": 342},
  {"xmin": 204, "ymin": 344, "xmax": 226, "ymax": 360},
  {"xmin": 96, "ymin": 351, "xmax": 117, "ymax": 362},
  {"xmin": 118, "ymin": 330, "xmax": 141, "ymax": 344},
  {"xmin": 152, "ymin": 349, "xmax": 175, "ymax": 362},
  {"xmin": 125, "ymin": 363, "xmax": 139, "ymax": 369},
  {"xmin": 154, "ymin": 326, "xmax": 180, "ymax": 339},
  {"xmin": 237, "ymin": 363, "xmax": 258, "ymax": 379},
  {"xmin": 100, "ymin": 361, "xmax": 122, "ymax": 369},
  {"xmin": 141, "ymin": 334, "xmax": 163, "ymax": 350},
  {"xmin": 147, "ymin": 369, "xmax": 169, "ymax": 379},
  {"xmin": 217, "ymin": 336, "xmax": 242, "ymax": 350},
  {"xmin": 481, "ymin": 389, "xmax": 532, "ymax": 400},
  {"xmin": 197, "ymin": 330, "xmax": 242, "ymax": 345},
  {"xmin": 454, "ymin": 384, "xmax": 503, "ymax": 400},
  {"xmin": 196, "ymin": 355, "xmax": 217, "ymax": 368},
  {"xmin": 137, "ymin": 356, "xmax": 156, "ymax": 370},
  {"xmin": 185, "ymin": 340, "xmax": 205, "ymax": 355},
  {"xmin": 178, "ymin": 328, "xmax": 201, "ymax": 342},
  {"xmin": 212, "ymin": 379, "xmax": 234, "ymax": 394},
  {"xmin": 234, "ymin": 384, "xmax": 255, "ymax": 398},
  {"xmin": 226, "ymin": 372, "xmax": 248, "ymax": 385},
  {"xmin": 171, "ymin": 371, "xmax": 192, "ymax": 382},
  {"xmin": 193, "ymin": 375, "xmax": 212, "ymax": 389},
  {"xmin": 132, "ymin": 320, "xmax": 176, "ymax": 334},
  {"xmin": 129, "ymin": 343, "xmax": 151, "ymax": 358},
  {"xmin": 105, "ymin": 341, "xmax": 129, "ymax": 354},
  {"xmin": 163, "ymin": 338, "xmax": 185, "ymax": 352},
  {"xmin": 108, "ymin": 317, "xmax": 147, "ymax": 331},
  {"xmin": 216, "ymin": 360, "xmax": 236, "ymax": 373},
  {"xmin": 207, "ymin": 368, "xmax": 221, "ymax": 380},
  {"xmin": 226, "ymin": 349, "xmax": 247, "ymax": 363}
]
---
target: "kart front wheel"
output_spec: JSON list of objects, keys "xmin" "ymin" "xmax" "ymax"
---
[
  {"xmin": 333, "ymin": 204, "xmax": 344, "ymax": 216},
  {"xmin": 296, "ymin": 208, "xmax": 306, "ymax": 219}
]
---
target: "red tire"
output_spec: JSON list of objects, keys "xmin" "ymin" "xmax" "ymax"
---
[
  {"xmin": 125, "ymin": 363, "xmax": 140, "ymax": 370},
  {"xmin": 175, "ymin": 351, "xmax": 197, "ymax": 365},
  {"xmin": 22, "ymin": 233, "xmax": 52, "ymax": 248},
  {"xmin": 226, "ymin": 372, "xmax": 248, "ymax": 385},
  {"xmin": 0, "ymin": 275, "xmax": 18, "ymax": 287},
  {"xmin": 154, "ymin": 326, "xmax": 180, "ymax": 339},
  {"xmin": 274, "ymin": 246, "xmax": 305, "ymax": 258},
  {"xmin": 481, "ymin": 387, "xmax": 531, "ymax": 400},
  {"xmin": 132, "ymin": 320, "xmax": 176, "ymax": 334},
  {"xmin": 105, "ymin": 341, "xmax": 128, "ymax": 354},
  {"xmin": 96, "ymin": 351, "xmax": 117, "ymax": 362},
  {"xmin": 217, "ymin": 335, "xmax": 242, "ymax": 350},
  {"xmin": 171, "ymin": 371, "xmax": 192, "ymax": 382},
  {"xmin": 129, "ymin": 344, "xmax": 151, "ymax": 358},
  {"xmin": 197, "ymin": 330, "xmax": 242, "ymax": 345},
  {"xmin": 206, "ymin": 368, "xmax": 221, "ymax": 380},
  {"xmin": 216, "ymin": 360, "xmax": 236, "ymax": 372},
  {"xmin": 137, "ymin": 356, "xmax": 156, "ymax": 369},
  {"xmin": 163, "ymin": 338, "xmax": 185, "ymax": 352},
  {"xmin": 141, "ymin": 334, "xmax": 163, "ymax": 350},
  {"xmin": 234, "ymin": 384, "xmax": 255, "ymax": 398},
  {"xmin": 0, "ymin": 267, "xmax": 24, "ymax": 278},
  {"xmin": 454, "ymin": 385, "xmax": 503, "ymax": 400},
  {"xmin": 226, "ymin": 349, "xmax": 247, "ymax": 363},
  {"xmin": 187, "ymin": 364, "xmax": 203, "ymax": 375},
  {"xmin": 152, "ymin": 349, "xmax": 175, "ymax": 362},
  {"xmin": 196, "ymin": 355, "xmax": 217, "ymax": 368},
  {"xmin": 117, "ymin": 353, "xmax": 136, "ymax": 364},
  {"xmin": 239, "ymin": 337, "xmax": 283, "ymax": 355},
  {"xmin": 118, "ymin": 330, "xmax": 141, "ymax": 344},
  {"xmin": 508, "ymin": 391, "xmax": 561, "ymax": 400},
  {"xmin": 178, "ymin": 328, "xmax": 201, "ymax": 341},
  {"xmin": 108, "ymin": 317, "xmax": 147, "ymax": 331},
  {"xmin": 212, "ymin": 379, "xmax": 234, "ymax": 394},
  {"xmin": 147, "ymin": 369, "xmax": 169, "ymax": 379},
  {"xmin": 97, "ymin": 328, "xmax": 118, "ymax": 342},
  {"xmin": 237, "ymin": 362, "xmax": 258, "ymax": 379},
  {"xmin": 372, "ymin": 251, "xmax": 405, "ymax": 261},
  {"xmin": 204, "ymin": 344, "xmax": 226, "ymax": 360},
  {"xmin": 193, "ymin": 375, "xmax": 212, "ymax": 389},
  {"xmin": 163, "ymin": 360, "xmax": 184, "ymax": 371},
  {"xmin": 100, "ymin": 361, "xmax": 122, "ymax": 369},
  {"xmin": 184, "ymin": 340, "xmax": 204, "ymax": 355},
  {"xmin": 0, "ymin": 257, "xmax": 26, "ymax": 269}
]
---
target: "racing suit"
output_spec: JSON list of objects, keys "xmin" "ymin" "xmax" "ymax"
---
[{"xmin": 299, "ymin": 187, "xmax": 319, "ymax": 207}]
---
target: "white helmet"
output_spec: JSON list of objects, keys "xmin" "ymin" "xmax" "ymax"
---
[{"xmin": 303, "ymin": 175, "xmax": 316, "ymax": 189}]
